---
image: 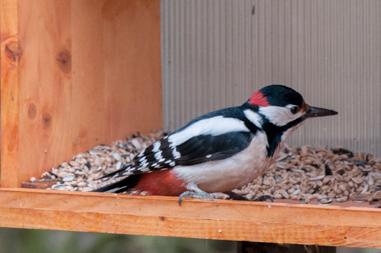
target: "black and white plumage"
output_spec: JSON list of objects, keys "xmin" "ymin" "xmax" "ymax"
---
[
  {"xmin": 94, "ymin": 85, "xmax": 338, "ymax": 201},
  {"xmin": 103, "ymin": 107, "xmax": 257, "ymax": 177}
]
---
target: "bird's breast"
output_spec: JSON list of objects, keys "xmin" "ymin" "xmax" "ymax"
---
[{"xmin": 173, "ymin": 131, "xmax": 271, "ymax": 192}]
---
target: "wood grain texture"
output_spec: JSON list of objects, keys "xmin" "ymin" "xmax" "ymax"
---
[
  {"xmin": 0, "ymin": 188, "xmax": 380, "ymax": 248},
  {"xmin": 0, "ymin": 0, "xmax": 20, "ymax": 187},
  {"xmin": 0, "ymin": 0, "xmax": 162, "ymax": 187}
]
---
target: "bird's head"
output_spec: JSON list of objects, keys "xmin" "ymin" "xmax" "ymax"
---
[{"xmin": 246, "ymin": 84, "xmax": 337, "ymax": 130}]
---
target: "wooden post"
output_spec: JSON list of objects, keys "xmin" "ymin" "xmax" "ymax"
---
[
  {"xmin": 0, "ymin": 0, "xmax": 162, "ymax": 187},
  {"xmin": 0, "ymin": 0, "xmax": 20, "ymax": 187}
]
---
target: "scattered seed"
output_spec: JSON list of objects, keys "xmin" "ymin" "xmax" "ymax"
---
[
  {"xmin": 235, "ymin": 144, "xmax": 381, "ymax": 204},
  {"xmin": 26, "ymin": 132, "xmax": 381, "ymax": 205},
  {"xmin": 62, "ymin": 175, "xmax": 75, "ymax": 182},
  {"xmin": 27, "ymin": 131, "xmax": 162, "ymax": 192}
]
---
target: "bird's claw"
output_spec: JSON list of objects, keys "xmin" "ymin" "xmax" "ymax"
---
[
  {"xmin": 178, "ymin": 191, "xmax": 210, "ymax": 205},
  {"xmin": 178, "ymin": 191, "xmax": 229, "ymax": 205}
]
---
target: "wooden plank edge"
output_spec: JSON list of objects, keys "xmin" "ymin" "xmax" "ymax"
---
[{"xmin": 0, "ymin": 188, "xmax": 380, "ymax": 248}]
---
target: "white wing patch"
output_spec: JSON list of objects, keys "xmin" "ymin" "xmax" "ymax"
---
[
  {"xmin": 171, "ymin": 147, "xmax": 181, "ymax": 159},
  {"xmin": 153, "ymin": 141, "xmax": 163, "ymax": 161},
  {"xmin": 152, "ymin": 142, "xmax": 161, "ymax": 152},
  {"xmin": 243, "ymin": 109, "xmax": 263, "ymax": 128},
  {"xmin": 168, "ymin": 116, "xmax": 249, "ymax": 146}
]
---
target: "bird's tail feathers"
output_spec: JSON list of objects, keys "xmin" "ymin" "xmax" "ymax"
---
[
  {"xmin": 92, "ymin": 173, "xmax": 141, "ymax": 193},
  {"xmin": 97, "ymin": 164, "xmax": 133, "ymax": 181},
  {"xmin": 92, "ymin": 163, "xmax": 140, "ymax": 193}
]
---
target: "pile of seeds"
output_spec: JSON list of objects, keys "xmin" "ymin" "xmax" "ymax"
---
[
  {"xmin": 34, "ymin": 132, "xmax": 163, "ymax": 192},
  {"xmin": 235, "ymin": 145, "xmax": 381, "ymax": 203},
  {"xmin": 29, "ymin": 132, "xmax": 381, "ymax": 204}
]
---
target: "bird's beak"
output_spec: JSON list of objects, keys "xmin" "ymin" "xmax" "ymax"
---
[{"xmin": 304, "ymin": 105, "xmax": 338, "ymax": 118}]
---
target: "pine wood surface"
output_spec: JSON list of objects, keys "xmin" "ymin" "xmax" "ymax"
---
[
  {"xmin": 0, "ymin": 0, "xmax": 162, "ymax": 187},
  {"xmin": 0, "ymin": 188, "xmax": 380, "ymax": 248}
]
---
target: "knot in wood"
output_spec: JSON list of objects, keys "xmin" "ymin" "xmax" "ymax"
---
[
  {"xmin": 42, "ymin": 113, "xmax": 52, "ymax": 128},
  {"xmin": 56, "ymin": 49, "xmax": 71, "ymax": 74},
  {"xmin": 4, "ymin": 41, "xmax": 22, "ymax": 62},
  {"xmin": 28, "ymin": 103, "xmax": 37, "ymax": 120}
]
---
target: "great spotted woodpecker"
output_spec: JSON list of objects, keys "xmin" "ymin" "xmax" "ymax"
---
[{"xmin": 94, "ymin": 84, "xmax": 337, "ymax": 203}]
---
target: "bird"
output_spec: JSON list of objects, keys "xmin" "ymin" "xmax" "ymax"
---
[{"xmin": 93, "ymin": 84, "xmax": 338, "ymax": 204}]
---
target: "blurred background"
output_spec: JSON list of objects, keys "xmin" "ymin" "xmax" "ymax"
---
[
  {"xmin": 1, "ymin": 0, "xmax": 379, "ymax": 252},
  {"xmin": 162, "ymin": 0, "xmax": 381, "ymax": 156},
  {"xmin": 0, "ymin": 229, "xmax": 379, "ymax": 253},
  {"xmin": 0, "ymin": 229, "xmax": 236, "ymax": 253}
]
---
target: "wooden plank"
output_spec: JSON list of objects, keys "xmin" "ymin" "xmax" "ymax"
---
[
  {"xmin": 0, "ymin": 0, "xmax": 162, "ymax": 187},
  {"xmin": 17, "ymin": 0, "xmax": 73, "ymax": 188},
  {"xmin": 0, "ymin": 188, "xmax": 381, "ymax": 248},
  {"xmin": 0, "ymin": 0, "xmax": 20, "ymax": 187}
]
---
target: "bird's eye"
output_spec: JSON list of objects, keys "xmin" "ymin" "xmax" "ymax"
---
[{"xmin": 290, "ymin": 106, "xmax": 299, "ymax": 114}]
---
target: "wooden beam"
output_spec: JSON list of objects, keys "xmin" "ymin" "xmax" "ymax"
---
[{"xmin": 0, "ymin": 188, "xmax": 380, "ymax": 248}]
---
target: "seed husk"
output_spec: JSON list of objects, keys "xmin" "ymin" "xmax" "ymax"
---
[{"xmin": 25, "ymin": 132, "xmax": 381, "ymax": 205}]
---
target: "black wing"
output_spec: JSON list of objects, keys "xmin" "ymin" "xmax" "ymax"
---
[
  {"xmin": 97, "ymin": 106, "xmax": 258, "ymax": 182},
  {"xmin": 174, "ymin": 132, "xmax": 253, "ymax": 165},
  {"xmin": 99, "ymin": 131, "xmax": 253, "ymax": 181}
]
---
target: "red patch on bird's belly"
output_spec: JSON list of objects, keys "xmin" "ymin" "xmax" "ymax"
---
[
  {"xmin": 249, "ymin": 91, "xmax": 269, "ymax": 106},
  {"xmin": 133, "ymin": 170, "xmax": 186, "ymax": 196}
]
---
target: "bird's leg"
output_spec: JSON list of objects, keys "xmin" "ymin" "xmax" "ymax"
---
[
  {"xmin": 178, "ymin": 182, "xmax": 229, "ymax": 205},
  {"xmin": 178, "ymin": 183, "xmax": 210, "ymax": 205}
]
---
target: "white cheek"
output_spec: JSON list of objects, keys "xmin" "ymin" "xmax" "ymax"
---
[{"xmin": 259, "ymin": 106, "xmax": 303, "ymax": 126}]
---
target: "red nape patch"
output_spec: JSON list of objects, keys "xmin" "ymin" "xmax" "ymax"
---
[
  {"xmin": 249, "ymin": 91, "xmax": 269, "ymax": 106},
  {"xmin": 133, "ymin": 170, "xmax": 186, "ymax": 196}
]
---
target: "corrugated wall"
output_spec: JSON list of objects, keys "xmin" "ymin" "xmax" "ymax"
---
[{"xmin": 161, "ymin": 0, "xmax": 381, "ymax": 156}]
